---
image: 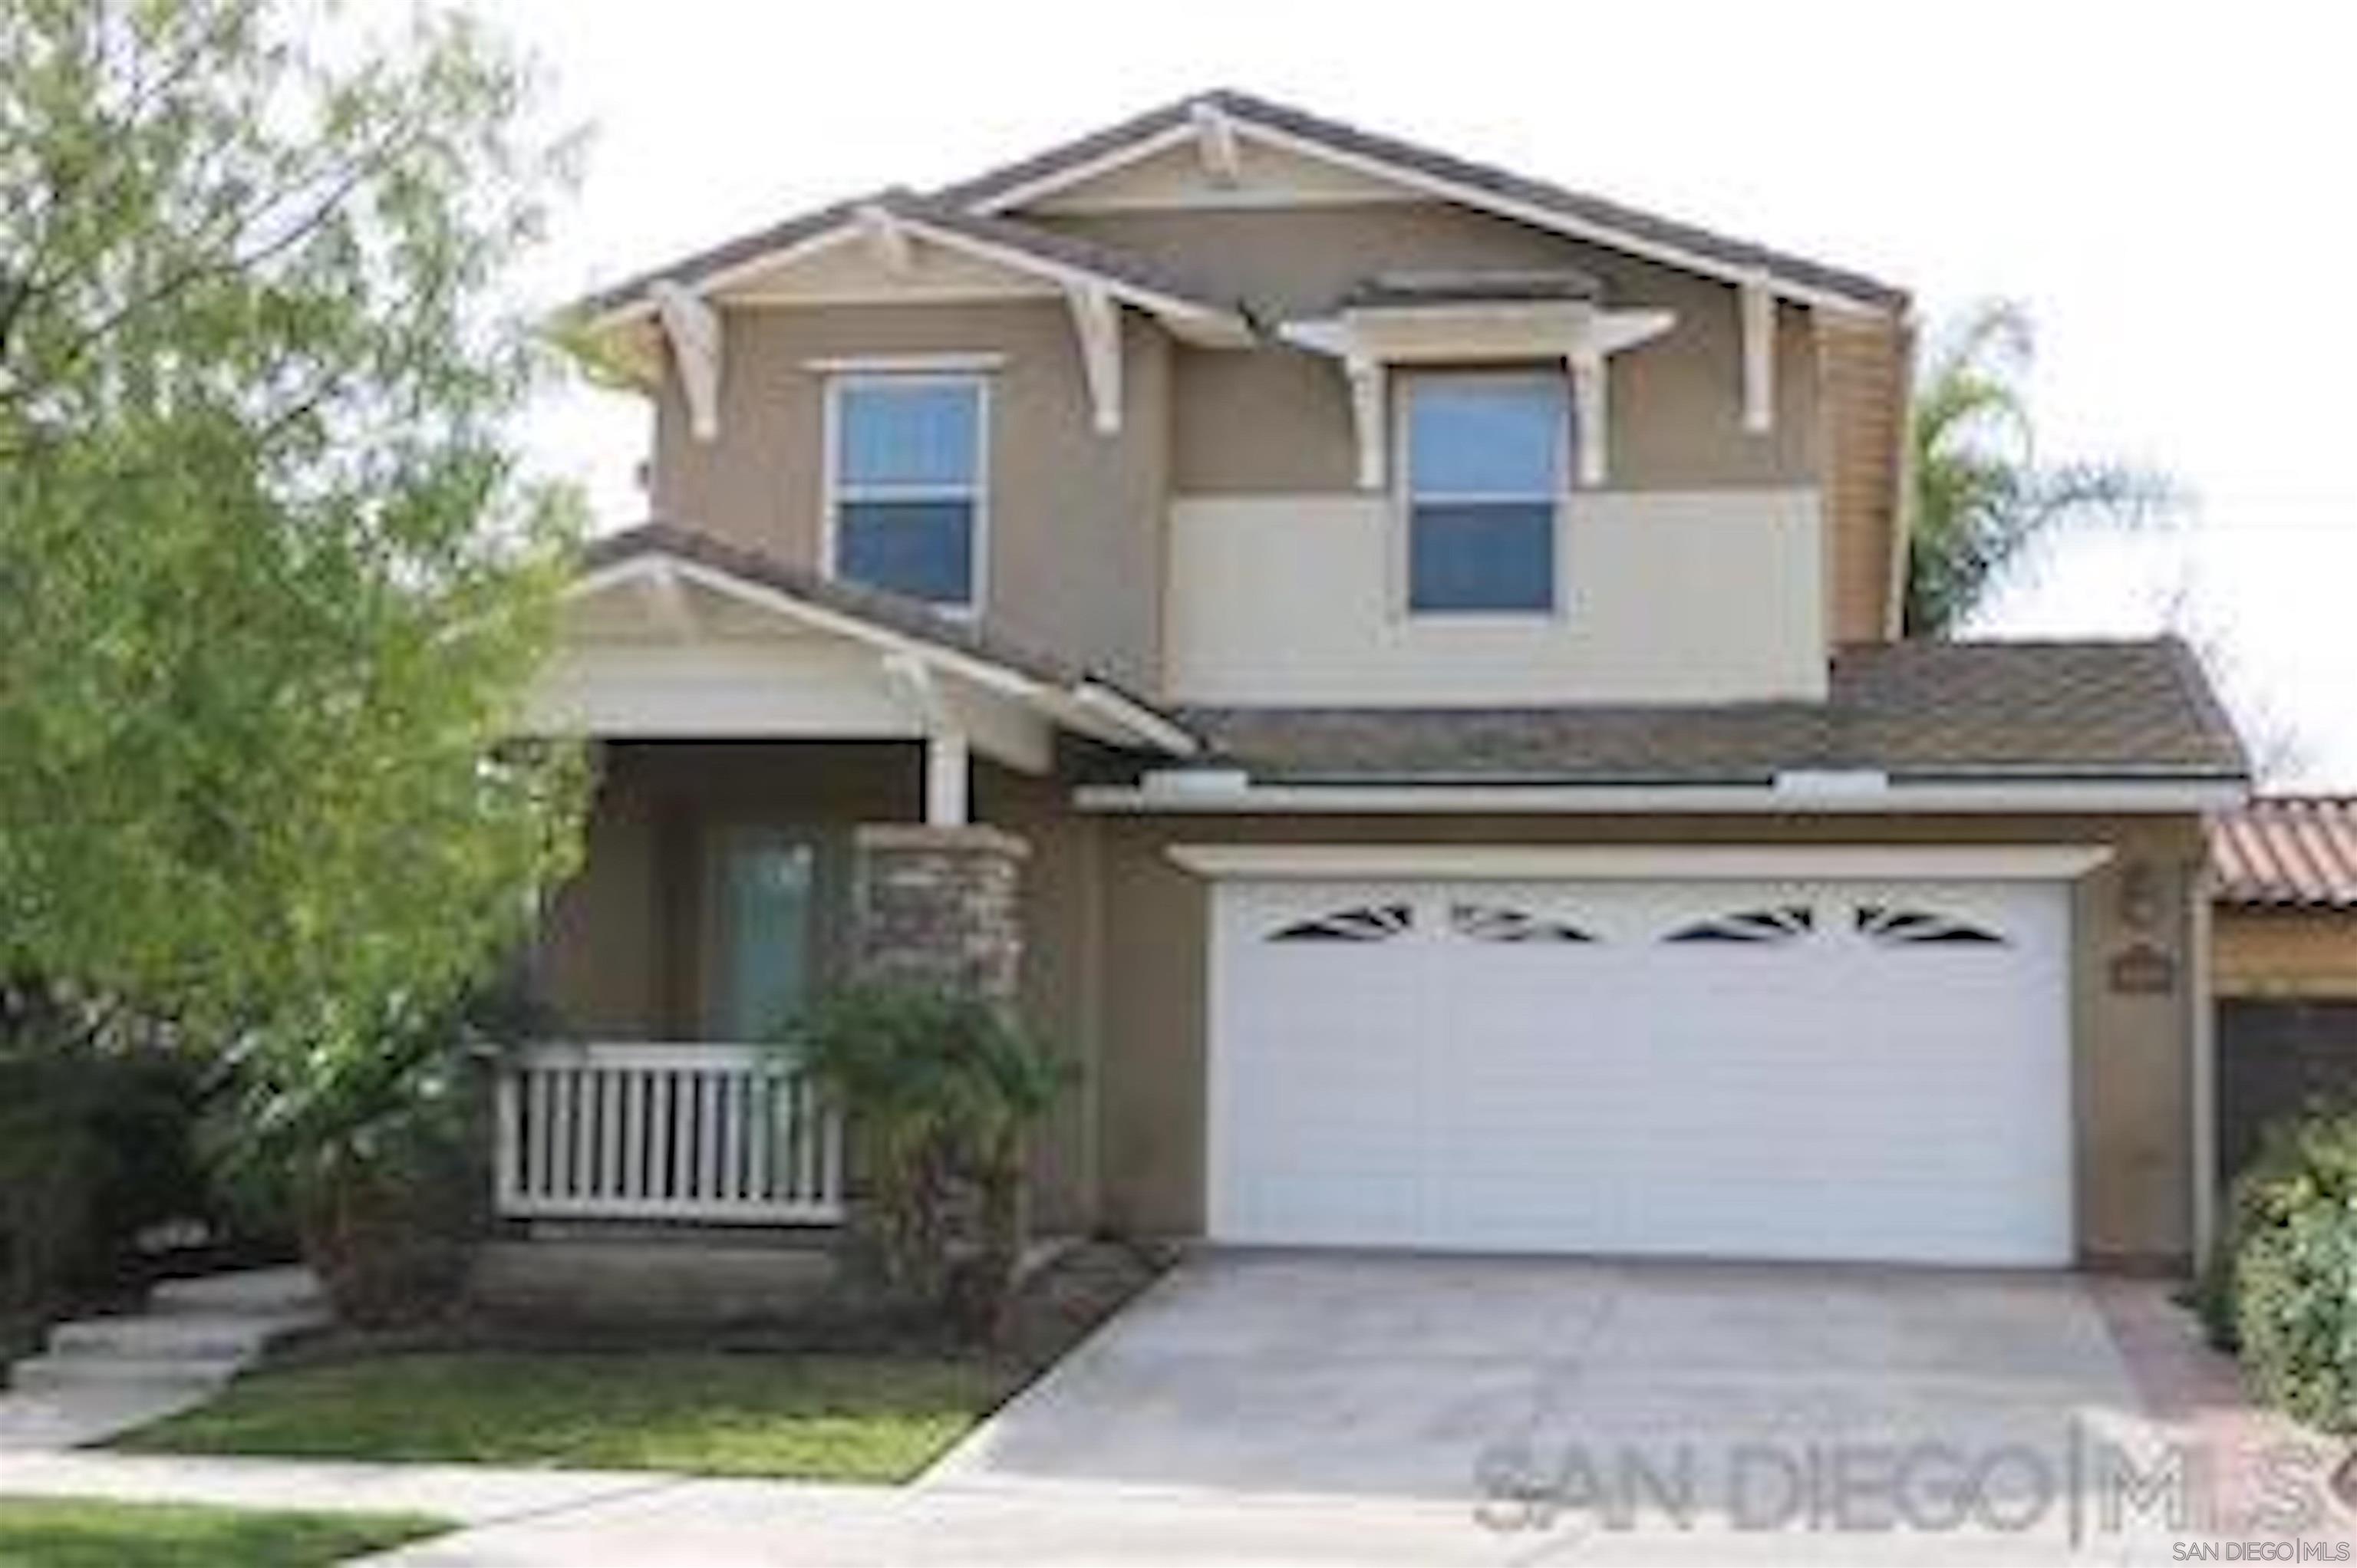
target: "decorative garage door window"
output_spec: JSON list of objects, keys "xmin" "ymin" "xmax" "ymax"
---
[
  {"xmin": 1266, "ymin": 903, "xmax": 1414, "ymax": 942},
  {"xmin": 1854, "ymin": 904, "xmax": 2008, "ymax": 946},
  {"xmin": 1449, "ymin": 902, "xmax": 1596, "ymax": 943},
  {"xmin": 1663, "ymin": 905, "xmax": 1815, "ymax": 944}
]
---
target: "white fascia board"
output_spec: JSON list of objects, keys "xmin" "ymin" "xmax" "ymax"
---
[
  {"xmin": 1231, "ymin": 118, "xmax": 1890, "ymax": 317},
  {"xmin": 879, "ymin": 213, "xmax": 1254, "ymax": 345},
  {"xmin": 566, "ymin": 550, "xmax": 1195, "ymax": 759},
  {"xmin": 1071, "ymin": 682, "xmax": 1200, "ymax": 756},
  {"xmin": 585, "ymin": 206, "xmax": 1254, "ymax": 348},
  {"xmin": 1165, "ymin": 843, "xmax": 2118, "ymax": 881},
  {"xmin": 971, "ymin": 121, "xmax": 1201, "ymax": 213},
  {"xmin": 972, "ymin": 111, "xmax": 1893, "ymax": 317},
  {"xmin": 1074, "ymin": 778, "xmax": 2250, "ymax": 815},
  {"xmin": 567, "ymin": 555, "xmax": 1033, "ymax": 702}
]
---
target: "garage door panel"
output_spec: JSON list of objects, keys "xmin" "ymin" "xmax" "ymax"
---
[{"xmin": 1209, "ymin": 876, "xmax": 2072, "ymax": 1266}]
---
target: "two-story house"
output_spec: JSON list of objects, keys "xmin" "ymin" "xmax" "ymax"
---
[{"xmin": 513, "ymin": 91, "xmax": 2247, "ymax": 1279}]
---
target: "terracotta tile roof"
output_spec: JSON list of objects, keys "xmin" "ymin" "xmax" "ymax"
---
[
  {"xmin": 936, "ymin": 88, "xmax": 1910, "ymax": 311},
  {"xmin": 1182, "ymin": 640, "xmax": 2248, "ymax": 785},
  {"xmin": 2211, "ymin": 797, "xmax": 2357, "ymax": 908}
]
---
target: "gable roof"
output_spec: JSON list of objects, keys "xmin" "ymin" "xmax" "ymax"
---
[
  {"xmin": 572, "ymin": 187, "xmax": 1253, "ymax": 344},
  {"xmin": 2211, "ymin": 796, "xmax": 2357, "ymax": 910},
  {"xmin": 1175, "ymin": 640, "xmax": 2247, "ymax": 786},
  {"xmin": 938, "ymin": 89, "xmax": 1909, "ymax": 314},
  {"xmin": 574, "ymin": 90, "xmax": 1907, "ymax": 334},
  {"xmin": 575, "ymin": 523, "xmax": 1198, "ymax": 756}
]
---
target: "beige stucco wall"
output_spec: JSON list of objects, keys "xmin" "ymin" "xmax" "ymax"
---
[
  {"xmin": 1080, "ymin": 811, "xmax": 2206, "ymax": 1270},
  {"xmin": 536, "ymin": 741, "xmax": 923, "ymax": 1042},
  {"xmin": 636, "ymin": 201, "xmax": 1907, "ymax": 695},
  {"xmin": 1040, "ymin": 203, "xmax": 1825, "ymax": 495},
  {"xmin": 651, "ymin": 301, "xmax": 1172, "ymax": 690},
  {"xmin": 1162, "ymin": 488, "xmax": 1827, "ymax": 706},
  {"xmin": 2216, "ymin": 908, "xmax": 2357, "ymax": 999}
]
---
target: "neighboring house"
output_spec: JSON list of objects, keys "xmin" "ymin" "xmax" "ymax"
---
[
  {"xmin": 514, "ymin": 91, "xmax": 2247, "ymax": 1277},
  {"xmin": 2210, "ymin": 796, "xmax": 2357, "ymax": 1174}
]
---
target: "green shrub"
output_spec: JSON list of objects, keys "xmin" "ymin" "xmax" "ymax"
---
[
  {"xmin": 778, "ymin": 983, "xmax": 1067, "ymax": 1340},
  {"xmin": 0, "ymin": 990, "xmax": 219, "ymax": 1316},
  {"xmin": 212, "ymin": 987, "xmax": 539, "ymax": 1328},
  {"xmin": 2223, "ymin": 1111, "xmax": 2357, "ymax": 1431}
]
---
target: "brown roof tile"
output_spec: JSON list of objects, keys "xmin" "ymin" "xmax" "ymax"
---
[
  {"xmin": 2212, "ymin": 797, "xmax": 2357, "ymax": 908},
  {"xmin": 1181, "ymin": 640, "xmax": 2247, "ymax": 785}
]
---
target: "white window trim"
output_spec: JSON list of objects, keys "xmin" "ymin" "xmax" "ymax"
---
[
  {"xmin": 1395, "ymin": 370, "xmax": 1572, "ymax": 622},
  {"xmin": 820, "ymin": 371, "xmax": 991, "ymax": 617}
]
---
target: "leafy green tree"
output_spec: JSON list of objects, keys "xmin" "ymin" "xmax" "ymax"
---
[
  {"xmin": 0, "ymin": 2, "xmax": 585, "ymax": 1093},
  {"xmin": 1905, "ymin": 301, "xmax": 2178, "ymax": 637}
]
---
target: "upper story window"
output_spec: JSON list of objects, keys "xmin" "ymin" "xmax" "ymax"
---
[
  {"xmin": 828, "ymin": 375, "xmax": 986, "ymax": 610},
  {"xmin": 1404, "ymin": 373, "xmax": 1567, "ymax": 615}
]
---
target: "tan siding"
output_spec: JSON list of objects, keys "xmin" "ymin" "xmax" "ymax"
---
[
  {"xmin": 1816, "ymin": 311, "xmax": 1913, "ymax": 642},
  {"xmin": 2217, "ymin": 909, "xmax": 2357, "ymax": 999}
]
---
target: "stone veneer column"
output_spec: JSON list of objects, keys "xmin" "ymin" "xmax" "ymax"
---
[{"xmin": 851, "ymin": 825, "xmax": 1027, "ymax": 1003}]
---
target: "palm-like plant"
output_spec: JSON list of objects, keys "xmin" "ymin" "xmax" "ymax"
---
[
  {"xmin": 778, "ymin": 983, "xmax": 1068, "ymax": 1339},
  {"xmin": 1905, "ymin": 301, "xmax": 2179, "ymax": 637}
]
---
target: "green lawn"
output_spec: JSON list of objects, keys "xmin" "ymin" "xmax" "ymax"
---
[
  {"xmin": 116, "ymin": 1352, "xmax": 1010, "ymax": 1482},
  {"xmin": 0, "ymin": 1495, "xmax": 447, "ymax": 1567}
]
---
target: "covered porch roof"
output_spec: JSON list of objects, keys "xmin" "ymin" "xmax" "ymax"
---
[{"xmin": 526, "ymin": 525, "xmax": 1197, "ymax": 823}]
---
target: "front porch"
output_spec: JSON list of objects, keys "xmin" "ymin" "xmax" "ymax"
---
[
  {"xmin": 491, "ymin": 530, "xmax": 1187, "ymax": 1242},
  {"xmin": 501, "ymin": 740, "xmax": 1036, "ymax": 1237}
]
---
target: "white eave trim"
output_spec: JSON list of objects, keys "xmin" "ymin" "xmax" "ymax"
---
[
  {"xmin": 562, "ymin": 550, "xmax": 1196, "ymax": 756},
  {"xmin": 968, "ymin": 106, "xmax": 1897, "ymax": 317},
  {"xmin": 588, "ymin": 210, "xmax": 1254, "ymax": 349},
  {"xmin": 1075, "ymin": 777, "xmax": 2250, "ymax": 815},
  {"xmin": 1166, "ymin": 843, "xmax": 2118, "ymax": 881}
]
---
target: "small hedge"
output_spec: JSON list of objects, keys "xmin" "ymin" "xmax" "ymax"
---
[{"xmin": 2214, "ymin": 1110, "xmax": 2357, "ymax": 1433}]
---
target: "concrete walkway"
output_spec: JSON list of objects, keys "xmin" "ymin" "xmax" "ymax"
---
[{"xmin": 0, "ymin": 1267, "xmax": 325, "ymax": 1450}]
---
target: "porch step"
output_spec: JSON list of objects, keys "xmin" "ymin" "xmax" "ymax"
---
[
  {"xmin": 149, "ymin": 1266, "xmax": 323, "ymax": 1318},
  {"xmin": 470, "ymin": 1239, "xmax": 839, "ymax": 1327},
  {"xmin": 8, "ymin": 1350, "xmax": 245, "ymax": 1395},
  {"xmin": 47, "ymin": 1309, "xmax": 321, "ymax": 1362},
  {"xmin": 2, "ymin": 1267, "xmax": 328, "ymax": 1443}
]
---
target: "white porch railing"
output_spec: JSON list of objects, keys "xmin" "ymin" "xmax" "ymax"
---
[{"xmin": 495, "ymin": 1043, "xmax": 844, "ymax": 1224}]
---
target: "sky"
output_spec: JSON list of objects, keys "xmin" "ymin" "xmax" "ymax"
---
[{"xmin": 478, "ymin": 0, "xmax": 2357, "ymax": 789}]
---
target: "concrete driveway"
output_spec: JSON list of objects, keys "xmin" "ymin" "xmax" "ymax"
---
[
  {"xmin": 924, "ymin": 1252, "xmax": 2267, "ymax": 1555},
  {"xmin": 338, "ymin": 1253, "xmax": 2345, "ymax": 1564}
]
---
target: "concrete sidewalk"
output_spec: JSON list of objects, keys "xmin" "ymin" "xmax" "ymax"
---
[
  {"xmin": 0, "ymin": 1443, "xmax": 2175, "ymax": 1566},
  {"xmin": 0, "ymin": 1448, "xmax": 687, "ymax": 1526}
]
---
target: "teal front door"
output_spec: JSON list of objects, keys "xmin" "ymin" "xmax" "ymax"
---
[{"xmin": 708, "ymin": 829, "xmax": 819, "ymax": 1041}]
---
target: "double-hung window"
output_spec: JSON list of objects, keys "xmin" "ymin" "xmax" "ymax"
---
[
  {"xmin": 1404, "ymin": 374, "xmax": 1567, "ymax": 615},
  {"xmin": 829, "ymin": 375, "xmax": 985, "ymax": 609}
]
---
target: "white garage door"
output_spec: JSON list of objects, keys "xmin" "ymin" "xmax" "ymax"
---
[{"xmin": 1208, "ymin": 877, "xmax": 2073, "ymax": 1265}]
